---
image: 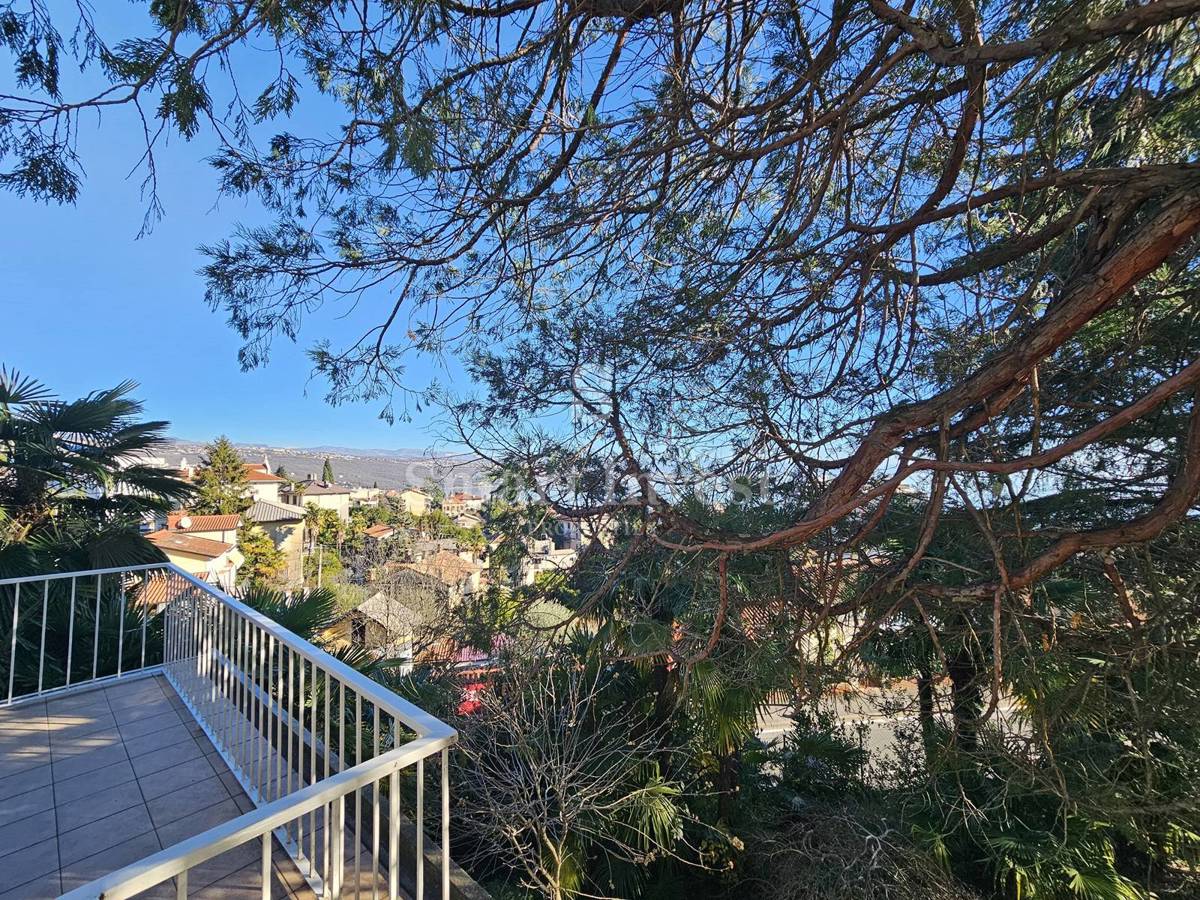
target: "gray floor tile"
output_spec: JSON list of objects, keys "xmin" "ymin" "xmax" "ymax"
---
[
  {"xmin": 147, "ymin": 774, "xmax": 231, "ymax": 829},
  {"xmin": 49, "ymin": 728, "xmax": 123, "ymax": 759},
  {"xmin": 46, "ymin": 708, "xmax": 117, "ymax": 742},
  {"xmin": 0, "ymin": 702, "xmax": 44, "ymax": 722},
  {"xmin": 0, "ymin": 761, "xmax": 51, "ymax": 802},
  {"xmin": 110, "ymin": 695, "xmax": 177, "ymax": 725},
  {"xmin": 136, "ymin": 753, "xmax": 216, "ymax": 801},
  {"xmin": 190, "ymin": 858, "xmax": 293, "ymax": 899},
  {"xmin": 0, "ymin": 808, "xmax": 56, "ymax": 860},
  {"xmin": 0, "ymin": 749, "xmax": 48, "ymax": 780},
  {"xmin": 51, "ymin": 741, "xmax": 128, "ymax": 781},
  {"xmin": 54, "ymin": 757, "xmax": 137, "ymax": 804},
  {"xmin": 104, "ymin": 681, "xmax": 167, "ymax": 710},
  {"xmin": 0, "ymin": 676, "xmax": 325, "ymax": 899},
  {"xmin": 0, "ymin": 835, "xmax": 58, "ymax": 893},
  {"xmin": 118, "ymin": 708, "xmax": 183, "ymax": 740},
  {"xmin": 58, "ymin": 829, "xmax": 162, "ymax": 894},
  {"xmin": 44, "ymin": 692, "xmax": 109, "ymax": 718},
  {"xmin": 4, "ymin": 784, "xmax": 54, "ymax": 824},
  {"xmin": 155, "ymin": 798, "xmax": 244, "ymax": 846},
  {"xmin": 129, "ymin": 737, "xmax": 206, "ymax": 778},
  {"xmin": 123, "ymin": 721, "xmax": 195, "ymax": 758},
  {"xmin": 0, "ymin": 871, "xmax": 59, "ymax": 900},
  {"xmin": 56, "ymin": 779, "xmax": 145, "ymax": 832},
  {"xmin": 58, "ymin": 804, "xmax": 155, "ymax": 867}
]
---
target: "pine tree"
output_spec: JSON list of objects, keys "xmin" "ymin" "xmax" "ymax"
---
[
  {"xmin": 274, "ymin": 465, "xmax": 288, "ymax": 479},
  {"xmin": 322, "ymin": 457, "xmax": 335, "ymax": 483},
  {"xmin": 193, "ymin": 436, "xmax": 250, "ymax": 514}
]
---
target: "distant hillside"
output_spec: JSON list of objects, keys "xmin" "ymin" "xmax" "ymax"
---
[{"xmin": 161, "ymin": 439, "xmax": 491, "ymax": 493}]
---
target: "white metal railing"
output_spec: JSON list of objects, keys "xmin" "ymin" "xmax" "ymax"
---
[{"xmin": 0, "ymin": 564, "xmax": 456, "ymax": 900}]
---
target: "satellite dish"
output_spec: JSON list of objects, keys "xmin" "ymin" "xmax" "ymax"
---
[{"xmin": 178, "ymin": 516, "xmax": 192, "ymax": 530}]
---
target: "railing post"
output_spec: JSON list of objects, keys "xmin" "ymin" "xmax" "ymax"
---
[
  {"xmin": 416, "ymin": 757, "xmax": 424, "ymax": 900},
  {"xmin": 8, "ymin": 582, "xmax": 20, "ymax": 703},
  {"xmin": 262, "ymin": 832, "xmax": 272, "ymax": 900},
  {"xmin": 333, "ymin": 794, "xmax": 345, "ymax": 899},
  {"xmin": 442, "ymin": 747, "xmax": 450, "ymax": 900},
  {"xmin": 92, "ymin": 573, "xmax": 101, "ymax": 681},
  {"xmin": 116, "ymin": 582, "xmax": 126, "ymax": 677},
  {"xmin": 388, "ymin": 770, "xmax": 399, "ymax": 900},
  {"xmin": 66, "ymin": 576, "xmax": 77, "ymax": 687},
  {"xmin": 37, "ymin": 580, "xmax": 48, "ymax": 693}
]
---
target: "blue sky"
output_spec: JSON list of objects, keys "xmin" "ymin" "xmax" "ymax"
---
[{"xmin": 0, "ymin": 5, "xmax": 460, "ymax": 451}]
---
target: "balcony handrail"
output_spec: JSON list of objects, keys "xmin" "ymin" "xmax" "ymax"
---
[
  {"xmin": 1, "ymin": 563, "xmax": 454, "ymax": 740},
  {"xmin": 58, "ymin": 736, "xmax": 450, "ymax": 900},
  {"xmin": 2, "ymin": 563, "xmax": 460, "ymax": 899},
  {"xmin": 0, "ymin": 562, "xmax": 167, "ymax": 585}
]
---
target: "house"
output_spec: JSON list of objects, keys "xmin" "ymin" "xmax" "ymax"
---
[
  {"xmin": 519, "ymin": 541, "xmax": 578, "ymax": 586},
  {"xmin": 453, "ymin": 510, "xmax": 484, "ymax": 530},
  {"xmin": 401, "ymin": 549, "xmax": 485, "ymax": 604},
  {"xmin": 243, "ymin": 459, "xmax": 287, "ymax": 503},
  {"xmin": 412, "ymin": 537, "xmax": 482, "ymax": 564},
  {"xmin": 395, "ymin": 487, "xmax": 431, "ymax": 516},
  {"xmin": 548, "ymin": 510, "xmax": 620, "ymax": 550},
  {"xmin": 281, "ymin": 478, "xmax": 352, "ymax": 520},
  {"xmin": 350, "ymin": 487, "xmax": 383, "ymax": 505},
  {"xmin": 146, "ymin": 530, "xmax": 243, "ymax": 590},
  {"xmin": 245, "ymin": 499, "xmax": 306, "ymax": 584},
  {"xmin": 165, "ymin": 512, "xmax": 241, "ymax": 543},
  {"xmin": 325, "ymin": 592, "xmax": 418, "ymax": 673},
  {"xmin": 443, "ymin": 492, "xmax": 484, "ymax": 516},
  {"xmin": 364, "ymin": 523, "xmax": 397, "ymax": 541}
]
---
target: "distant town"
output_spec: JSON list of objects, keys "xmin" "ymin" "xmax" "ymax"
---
[{"xmin": 128, "ymin": 436, "xmax": 617, "ymax": 684}]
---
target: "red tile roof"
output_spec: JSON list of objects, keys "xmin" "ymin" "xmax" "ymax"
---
[
  {"xmin": 244, "ymin": 465, "xmax": 285, "ymax": 483},
  {"xmin": 147, "ymin": 530, "xmax": 233, "ymax": 559},
  {"xmin": 364, "ymin": 524, "xmax": 396, "ymax": 538},
  {"xmin": 402, "ymin": 550, "xmax": 483, "ymax": 587},
  {"xmin": 167, "ymin": 513, "xmax": 241, "ymax": 533}
]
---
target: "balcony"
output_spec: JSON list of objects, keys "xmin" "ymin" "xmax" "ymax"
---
[{"xmin": 0, "ymin": 565, "xmax": 458, "ymax": 900}]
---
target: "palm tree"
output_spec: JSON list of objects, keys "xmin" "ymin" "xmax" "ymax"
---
[
  {"xmin": 0, "ymin": 370, "xmax": 194, "ymax": 697},
  {"xmin": 0, "ymin": 368, "xmax": 193, "ymax": 578}
]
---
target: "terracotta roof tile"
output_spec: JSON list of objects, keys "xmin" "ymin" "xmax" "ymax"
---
[
  {"xmin": 167, "ymin": 513, "xmax": 241, "ymax": 532},
  {"xmin": 147, "ymin": 530, "xmax": 233, "ymax": 559},
  {"xmin": 244, "ymin": 465, "xmax": 286, "ymax": 483}
]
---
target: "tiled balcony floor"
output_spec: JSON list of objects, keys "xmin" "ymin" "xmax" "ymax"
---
[{"xmin": 0, "ymin": 675, "xmax": 321, "ymax": 900}]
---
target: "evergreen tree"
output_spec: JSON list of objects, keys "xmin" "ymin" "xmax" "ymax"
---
[
  {"xmin": 193, "ymin": 437, "xmax": 250, "ymax": 515},
  {"xmin": 321, "ymin": 458, "xmax": 335, "ymax": 483},
  {"xmin": 274, "ymin": 465, "xmax": 288, "ymax": 480},
  {"xmin": 236, "ymin": 523, "xmax": 285, "ymax": 588}
]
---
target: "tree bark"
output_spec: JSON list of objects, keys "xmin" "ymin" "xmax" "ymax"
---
[{"xmin": 947, "ymin": 648, "xmax": 982, "ymax": 753}]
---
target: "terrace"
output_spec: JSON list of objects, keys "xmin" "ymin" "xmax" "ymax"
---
[{"xmin": 0, "ymin": 565, "xmax": 459, "ymax": 900}]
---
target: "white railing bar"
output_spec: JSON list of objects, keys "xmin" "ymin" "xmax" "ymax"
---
[
  {"xmin": 0, "ymin": 562, "xmax": 166, "ymax": 586},
  {"xmin": 170, "ymin": 564, "xmax": 452, "ymax": 740},
  {"xmin": 65, "ymin": 577, "xmax": 77, "ymax": 687},
  {"xmin": 60, "ymin": 737, "xmax": 451, "ymax": 900},
  {"xmin": 8, "ymin": 582, "xmax": 20, "ymax": 702},
  {"xmin": 1, "ymin": 563, "xmax": 452, "ymax": 740},
  {"xmin": 37, "ymin": 581, "xmax": 48, "ymax": 693},
  {"xmin": 0, "ymin": 667, "xmax": 163, "ymax": 711}
]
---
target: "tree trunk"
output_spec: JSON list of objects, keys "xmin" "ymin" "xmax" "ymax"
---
[
  {"xmin": 916, "ymin": 664, "xmax": 938, "ymax": 762},
  {"xmin": 947, "ymin": 647, "xmax": 982, "ymax": 753},
  {"xmin": 716, "ymin": 749, "xmax": 741, "ymax": 823}
]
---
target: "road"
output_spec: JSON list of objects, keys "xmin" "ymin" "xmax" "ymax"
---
[{"xmin": 757, "ymin": 686, "xmax": 1021, "ymax": 762}]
